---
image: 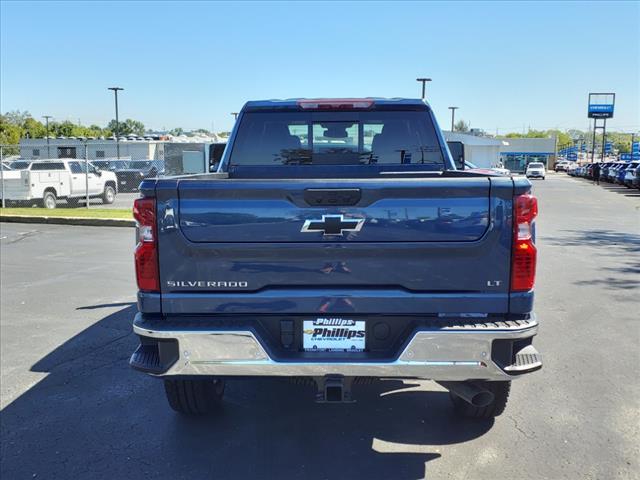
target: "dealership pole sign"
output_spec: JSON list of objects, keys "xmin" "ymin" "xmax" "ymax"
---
[
  {"xmin": 588, "ymin": 93, "xmax": 615, "ymax": 119},
  {"xmin": 605, "ymin": 142, "xmax": 613, "ymax": 154}
]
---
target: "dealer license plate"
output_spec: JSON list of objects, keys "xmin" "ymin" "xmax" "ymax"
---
[{"xmin": 303, "ymin": 318, "xmax": 366, "ymax": 352}]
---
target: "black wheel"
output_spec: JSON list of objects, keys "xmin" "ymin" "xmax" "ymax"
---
[
  {"xmin": 41, "ymin": 191, "xmax": 57, "ymax": 209},
  {"xmin": 449, "ymin": 381, "xmax": 511, "ymax": 419},
  {"xmin": 163, "ymin": 378, "xmax": 225, "ymax": 415},
  {"xmin": 102, "ymin": 185, "xmax": 116, "ymax": 204}
]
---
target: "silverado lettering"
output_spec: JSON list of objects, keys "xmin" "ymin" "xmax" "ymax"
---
[{"xmin": 166, "ymin": 280, "xmax": 249, "ymax": 288}]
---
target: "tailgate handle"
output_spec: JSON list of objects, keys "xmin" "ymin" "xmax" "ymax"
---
[{"xmin": 304, "ymin": 188, "xmax": 361, "ymax": 206}]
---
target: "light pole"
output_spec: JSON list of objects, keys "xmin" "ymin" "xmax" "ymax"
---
[
  {"xmin": 448, "ymin": 107, "xmax": 459, "ymax": 132},
  {"xmin": 42, "ymin": 115, "xmax": 52, "ymax": 158},
  {"xmin": 416, "ymin": 78, "xmax": 432, "ymax": 100},
  {"xmin": 108, "ymin": 87, "xmax": 124, "ymax": 158},
  {"xmin": 231, "ymin": 112, "xmax": 238, "ymax": 121}
]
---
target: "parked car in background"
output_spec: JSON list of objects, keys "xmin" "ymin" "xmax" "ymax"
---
[
  {"xmin": 599, "ymin": 162, "xmax": 615, "ymax": 182},
  {"xmin": 0, "ymin": 159, "xmax": 117, "ymax": 208},
  {"xmin": 132, "ymin": 160, "xmax": 164, "ymax": 177},
  {"xmin": 555, "ymin": 161, "xmax": 570, "ymax": 172},
  {"xmin": 633, "ymin": 164, "xmax": 640, "ymax": 189},
  {"xmin": 8, "ymin": 160, "xmax": 31, "ymax": 170},
  {"xmin": 526, "ymin": 162, "xmax": 546, "ymax": 180},
  {"xmin": 461, "ymin": 161, "xmax": 510, "ymax": 176},
  {"xmin": 114, "ymin": 160, "xmax": 165, "ymax": 192},
  {"xmin": 607, "ymin": 163, "xmax": 625, "ymax": 183},
  {"xmin": 463, "ymin": 160, "xmax": 478, "ymax": 169},
  {"xmin": 92, "ymin": 159, "xmax": 130, "ymax": 172},
  {"xmin": 615, "ymin": 164, "xmax": 629, "ymax": 184},
  {"xmin": 623, "ymin": 162, "xmax": 639, "ymax": 187},
  {"xmin": 567, "ymin": 163, "xmax": 579, "ymax": 176}
]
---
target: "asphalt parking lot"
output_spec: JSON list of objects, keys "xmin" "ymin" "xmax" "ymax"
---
[
  {"xmin": 1, "ymin": 174, "xmax": 638, "ymax": 480},
  {"xmin": 57, "ymin": 191, "xmax": 138, "ymax": 209},
  {"xmin": 105, "ymin": 191, "xmax": 139, "ymax": 209}
]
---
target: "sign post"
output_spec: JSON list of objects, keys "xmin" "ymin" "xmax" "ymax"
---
[
  {"xmin": 1, "ymin": 146, "xmax": 5, "ymax": 208},
  {"xmin": 588, "ymin": 93, "xmax": 615, "ymax": 163}
]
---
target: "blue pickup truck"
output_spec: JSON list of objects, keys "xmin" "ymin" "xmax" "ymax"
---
[{"xmin": 130, "ymin": 98, "xmax": 542, "ymax": 419}]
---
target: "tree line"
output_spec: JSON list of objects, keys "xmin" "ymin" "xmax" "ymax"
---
[
  {"xmin": 453, "ymin": 118, "xmax": 636, "ymax": 153},
  {"xmin": 0, "ymin": 110, "xmax": 146, "ymax": 145},
  {"xmin": 2, "ymin": 110, "xmax": 634, "ymax": 152}
]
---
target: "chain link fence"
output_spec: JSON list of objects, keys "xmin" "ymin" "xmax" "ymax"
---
[
  {"xmin": 1, "ymin": 139, "xmax": 226, "ymax": 210},
  {"xmin": 0, "ymin": 140, "xmax": 169, "ymax": 210}
]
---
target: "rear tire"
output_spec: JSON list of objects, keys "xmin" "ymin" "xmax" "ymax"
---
[
  {"xmin": 41, "ymin": 191, "xmax": 57, "ymax": 209},
  {"xmin": 163, "ymin": 378, "xmax": 225, "ymax": 415},
  {"xmin": 102, "ymin": 185, "xmax": 116, "ymax": 204},
  {"xmin": 449, "ymin": 381, "xmax": 511, "ymax": 419}
]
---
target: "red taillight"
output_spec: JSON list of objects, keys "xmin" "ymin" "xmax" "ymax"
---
[
  {"xmin": 511, "ymin": 194, "xmax": 538, "ymax": 292},
  {"xmin": 133, "ymin": 197, "xmax": 159, "ymax": 292},
  {"xmin": 297, "ymin": 98, "xmax": 374, "ymax": 110}
]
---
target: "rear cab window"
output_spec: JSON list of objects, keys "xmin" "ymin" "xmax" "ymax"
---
[
  {"xmin": 226, "ymin": 105, "xmax": 449, "ymax": 177},
  {"xmin": 69, "ymin": 162, "xmax": 84, "ymax": 174},
  {"xmin": 129, "ymin": 161, "xmax": 152, "ymax": 170}
]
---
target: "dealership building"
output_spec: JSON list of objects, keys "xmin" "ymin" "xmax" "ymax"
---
[
  {"xmin": 443, "ymin": 131, "xmax": 504, "ymax": 169},
  {"xmin": 498, "ymin": 137, "xmax": 557, "ymax": 172},
  {"xmin": 443, "ymin": 132, "xmax": 557, "ymax": 172}
]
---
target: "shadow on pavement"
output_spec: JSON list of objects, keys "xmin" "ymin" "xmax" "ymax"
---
[
  {"xmin": 546, "ymin": 228, "xmax": 640, "ymax": 252},
  {"xmin": 1, "ymin": 305, "xmax": 493, "ymax": 480},
  {"xmin": 566, "ymin": 177, "xmax": 640, "ymax": 196},
  {"xmin": 599, "ymin": 184, "xmax": 640, "ymax": 197},
  {"xmin": 544, "ymin": 229, "xmax": 640, "ymax": 290},
  {"xmin": 76, "ymin": 302, "xmax": 135, "ymax": 310}
]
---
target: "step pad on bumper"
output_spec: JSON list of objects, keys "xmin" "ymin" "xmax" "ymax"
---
[
  {"xmin": 503, "ymin": 345, "xmax": 542, "ymax": 374},
  {"xmin": 130, "ymin": 344, "xmax": 164, "ymax": 374}
]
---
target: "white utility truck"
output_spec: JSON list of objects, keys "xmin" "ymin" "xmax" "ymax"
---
[{"xmin": 0, "ymin": 159, "xmax": 118, "ymax": 208}]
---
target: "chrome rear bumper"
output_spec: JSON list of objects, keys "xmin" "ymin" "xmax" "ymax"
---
[{"xmin": 132, "ymin": 315, "xmax": 541, "ymax": 381}]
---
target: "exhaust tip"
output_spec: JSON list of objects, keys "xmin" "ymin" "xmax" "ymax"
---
[{"xmin": 436, "ymin": 381, "xmax": 495, "ymax": 408}]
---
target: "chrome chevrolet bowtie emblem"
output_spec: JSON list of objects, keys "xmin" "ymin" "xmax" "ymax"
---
[{"xmin": 301, "ymin": 215, "xmax": 364, "ymax": 236}]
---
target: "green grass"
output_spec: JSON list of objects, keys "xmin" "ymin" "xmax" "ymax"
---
[{"xmin": 0, "ymin": 207, "xmax": 132, "ymax": 219}]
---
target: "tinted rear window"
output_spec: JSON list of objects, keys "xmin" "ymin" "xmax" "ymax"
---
[
  {"xmin": 229, "ymin": 111, "xmax": 445, "ymax": 169},
  {"xmin": 31, "ymin": 162, "xmax": 65, "ymax": 170},
  {"xmin": 10, "ymin": 161, "xmax": 31, "ymax": 169},
  {"xmin": 128, "ymin": 161, "xmax": 151, "ymax": 169}
]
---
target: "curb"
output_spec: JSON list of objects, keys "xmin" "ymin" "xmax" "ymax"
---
[{"xmin": 0, "ymin": 215, "xmax": 135, "ymax": 228}]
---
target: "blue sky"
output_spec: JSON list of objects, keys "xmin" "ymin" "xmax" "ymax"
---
[{"xmin": 1, "ymin": 1, "xmax": 638, "ymax": 133}]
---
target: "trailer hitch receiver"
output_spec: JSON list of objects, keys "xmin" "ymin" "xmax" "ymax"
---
[{"xmin": 314, "ymin": 376, "xmax": 355, "ymax": 403}]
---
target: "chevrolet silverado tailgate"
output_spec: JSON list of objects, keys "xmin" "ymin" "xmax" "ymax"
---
[{"xmin": 156, "ymin": 176, "xmax": 513, "ymax": 314}]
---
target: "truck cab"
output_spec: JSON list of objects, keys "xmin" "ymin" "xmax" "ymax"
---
[{"xmin": 1, "ymin": 158, "xmax": 118, "ymax": 208}]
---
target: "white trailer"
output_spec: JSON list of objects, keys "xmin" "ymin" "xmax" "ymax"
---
[{"xmin": 0, "ymin": 159, "xmax": 118, "ymax": 208}]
